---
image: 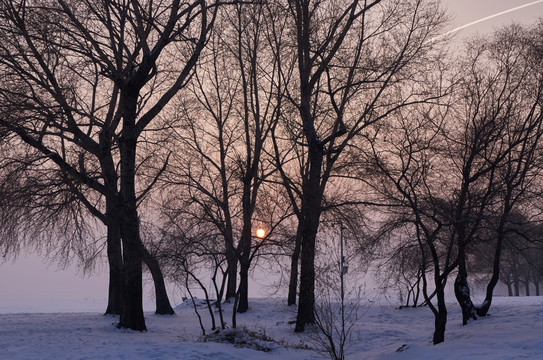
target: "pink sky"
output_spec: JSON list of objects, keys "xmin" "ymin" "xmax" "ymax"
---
[{"xmin": 443, "ymin": 0, "xmax": 543, "ymax": 36}]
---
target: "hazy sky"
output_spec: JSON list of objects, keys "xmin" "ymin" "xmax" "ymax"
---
[
  {"xmin": 1, "ymin": 0, "xmax": 543, "ymax": 310},
  {"xmin": 443, "ymin": 0, "xmax": 543, "ymax": 36}
]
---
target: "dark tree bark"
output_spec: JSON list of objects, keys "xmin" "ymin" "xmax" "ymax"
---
[
  {"xmin": 141, "ymin": 245, "xmax": 175, "ymax": 315},
  {"xmin": 237, "ymin": 259, "xmax": 250, "ymax": 313},
  {"xmin": 236, "ymin": 215, "xmax": 253, "ymax": 313},
  {"xmin": 295, "ymin": 225, "xmax": 318, "ymax": 331},
  {"xmin": 225, "ymin": 246, "xmax": 238, "ymax": 301},
  {"xmin": 294, "ymin": 142, "xmax": 323, "ymax": 331},
  {"xmin": 222, "ymin": 181, "xmax": 238, "ymax": 303},
  {"xmin": 117, "ymin": 94, "xmax": 146, "ymax": 330},
  {"xmin": 104, "ymin": 210, "xmax": 123, "ymax": 315},
  {"xmin": 287, "ymin": 224, "xmax": 303, "ymax": 306},
  {"xmin": 432, "ymin": 292, "xmax": 447, "ymax": 345},
  {"xmin": 118, "ymin": 239, "xmax": 146, "ymax": 331},
  {"xmin": 454, "ymin": 248, "xmax": 477, "ymax": 325},
  {"xmin": 426, "ymin": 225, "xmax": 452, "ymax": 345},
  {"xmin": 476, "ymin": 230, "xmax": 503, "ymax": 316},
  {"xmin": 100, "ymin": 130, "xmax": 124, "ymax": 315}
]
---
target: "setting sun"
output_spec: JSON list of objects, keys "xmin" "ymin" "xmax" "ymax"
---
[{"xmin": 255, "ymin": 228, "xmax": 266, "ymax": 239}]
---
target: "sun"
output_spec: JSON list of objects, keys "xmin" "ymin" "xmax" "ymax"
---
[{"xmin": 255, "ymin": 228, "xmax": 266, "ymax": 239}]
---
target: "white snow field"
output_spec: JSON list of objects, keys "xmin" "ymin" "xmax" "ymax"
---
[{"xmin": 0, "ymin": 296, "xmax": 541, "ymax": 359}]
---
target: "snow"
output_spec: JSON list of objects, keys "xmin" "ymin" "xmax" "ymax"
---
[{"xmin": 0, "ymin": 296, "xmax": 542, "ymax": 359}]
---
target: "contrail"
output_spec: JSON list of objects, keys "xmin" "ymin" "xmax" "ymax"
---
[{"xmin": 433, "ymin": 0, "xmax": 543, "ymax": 40}]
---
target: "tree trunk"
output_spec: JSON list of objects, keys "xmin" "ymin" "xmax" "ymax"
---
[
  {"xmin": 237, "ymin": 260, "xmax": 250, "ymax": 313},
  {"xmin": 225, "ymin": 245, "xmax": 237, "ymax": 301},
  {"xmin": 433, "ymin": 303, "xmax": 447, "ymax": 345},
  {"xmin": 294, "ymin": 138, "xmax": 323, "ymax": 332},
  {"xmin": 117, "ymin": 186, "xmax": 146, "ymax": 330},
  {"xmin": 454, "ymin": 249, "xmax": 477, "ymax": 325},
  {"xmin": 141, "ymin": 245, "xmax": 174, "ymax": 314},
  {"xmin": 294, "ymin": 177, "xmax": 321, "ymax": 331},
  {"xmin": 101, "ymin": 147, "xmax": 124, "ymax": 316},
  {"xmin": 117, "ymin": 95, "xmax": 146, "ymax": 331},
  {"xmin": 287, "ymin": 225, "xmax": 302, "ymax": 306},
  {"xmin": 454, "ymin": 273, "xmax": 477, "ymax": 325},
  {"xmin": 524, "ymin": 273, "xmax": 530, "ymax": 296},
  {"xmin": 295, "ymin": 228, "xmax": 316, "ymax": 332},
  {"xmin": 117, "ymin": 191, "xmax": 146, "ymax": 330},
  {"xmin": 236, "ymin": 221, "xmax": 252, "ymax": 313},
  {"xmin": 118, "ymin": 225, "xmax": 146, "ymax": 331},
  {"xmin": 427, "ymin": 239, "xmax": 448, "ymax": 345},
  {"xmin": 477, "ymin": 229, "xmax": 505, "ymax": 317},
  {"xmin": 105, "ymin": 218, "xmax": 123, "ymax": 315}
]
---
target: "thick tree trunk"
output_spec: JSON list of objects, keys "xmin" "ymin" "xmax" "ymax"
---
[
  {"xmin": 117, "ymin": 95, "xmax": 146, "ymax": 331},
  {"xmin": 295, "ymin": 173, "xmax": 321, "ymax": 331},
  {"xmin": 236, "ymin": 125, "xmax": 260, "ymax": 313},
  {"xmin": 236, "ymin": 221, "xmax": 252, "ymax": 313},
  {"xmin": 294, "ymin": 134, "xmax": 323, "ymax": 332},
  {"xmin": 413, "ymin": 271, "xmax": 422, "ymax": 307},
  {"xmin": 295, "ymin": 229, "xmax": 316, "ymax": 332},
  {"xmin": 433, "ymin": 304, "xmax": 447, "ymax": 345},
  {"xmin": 118, "ymin": 226, "xmax": 146, "ymax": 331},
  {"xmin": 117, "ymin": 190, "xmax": 146, "ymax": 330},
  {"xmin": 225, "ymin": 245, "xmax": 237, "ymax": 301},
  {"xmin": 477, "ymin": 279, "xmax": 495, "ymax": 317},
  {"xmin": 105, "ymin": 219, "xmax": 123, "ymax": 315},
  {"xmin": 141, "ymin": 246, "xmax": 174, "ymax": 315},
  {"xmin": 454, "ymin": 272, "xmax": 477, "ymax": 325},
  {"xmin": 237, "ymin": 261, "xmax": 250, "ymax": 313},
  {"xmin": 432, "ymin": 310, "xmax": 447, "ymax": 345},
  {"xmin": 105, "ymin": 260, "xmax": 123, "ymax": 315},
  {"xmin": 454, "ymin": 248, "xmax": 477, "ymax": 325},
  {"xmin": 102, "ymin": 149, "xmax": 123, "ymax": 316},
  {"xmin": 117, "ymin": 186, "xmax": 146, "ymax": 330},
  {"xmin": 287, "ymin": 224, "xmax": 303, "ymax": 306}
]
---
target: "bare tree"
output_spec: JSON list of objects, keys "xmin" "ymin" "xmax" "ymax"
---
[
  {"xmin": 0, "ymin": 0, "xmax": 215, "ymax": 330},
  {"xmin": 476, "ymin": 21, "xmax": 543, "ymax": 313},
  {"xmin": 269, "ymin": 0, "xmax": 448, "ymax": 332},
  {"xmin": 366, "ymin": 96, "xmax": 457, "ymax": 344},
  {"xmin": 445, "ymin": 22, "xmax": 543, "ymax": 324},
  {"xmin": 162, "ymin": 1, "xmax": 288, "ymax": 313}
]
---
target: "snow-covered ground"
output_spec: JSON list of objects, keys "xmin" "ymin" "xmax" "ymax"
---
[{"xmin": 0, "ymin": 296, "xmax": 541, "ymax": 359}]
